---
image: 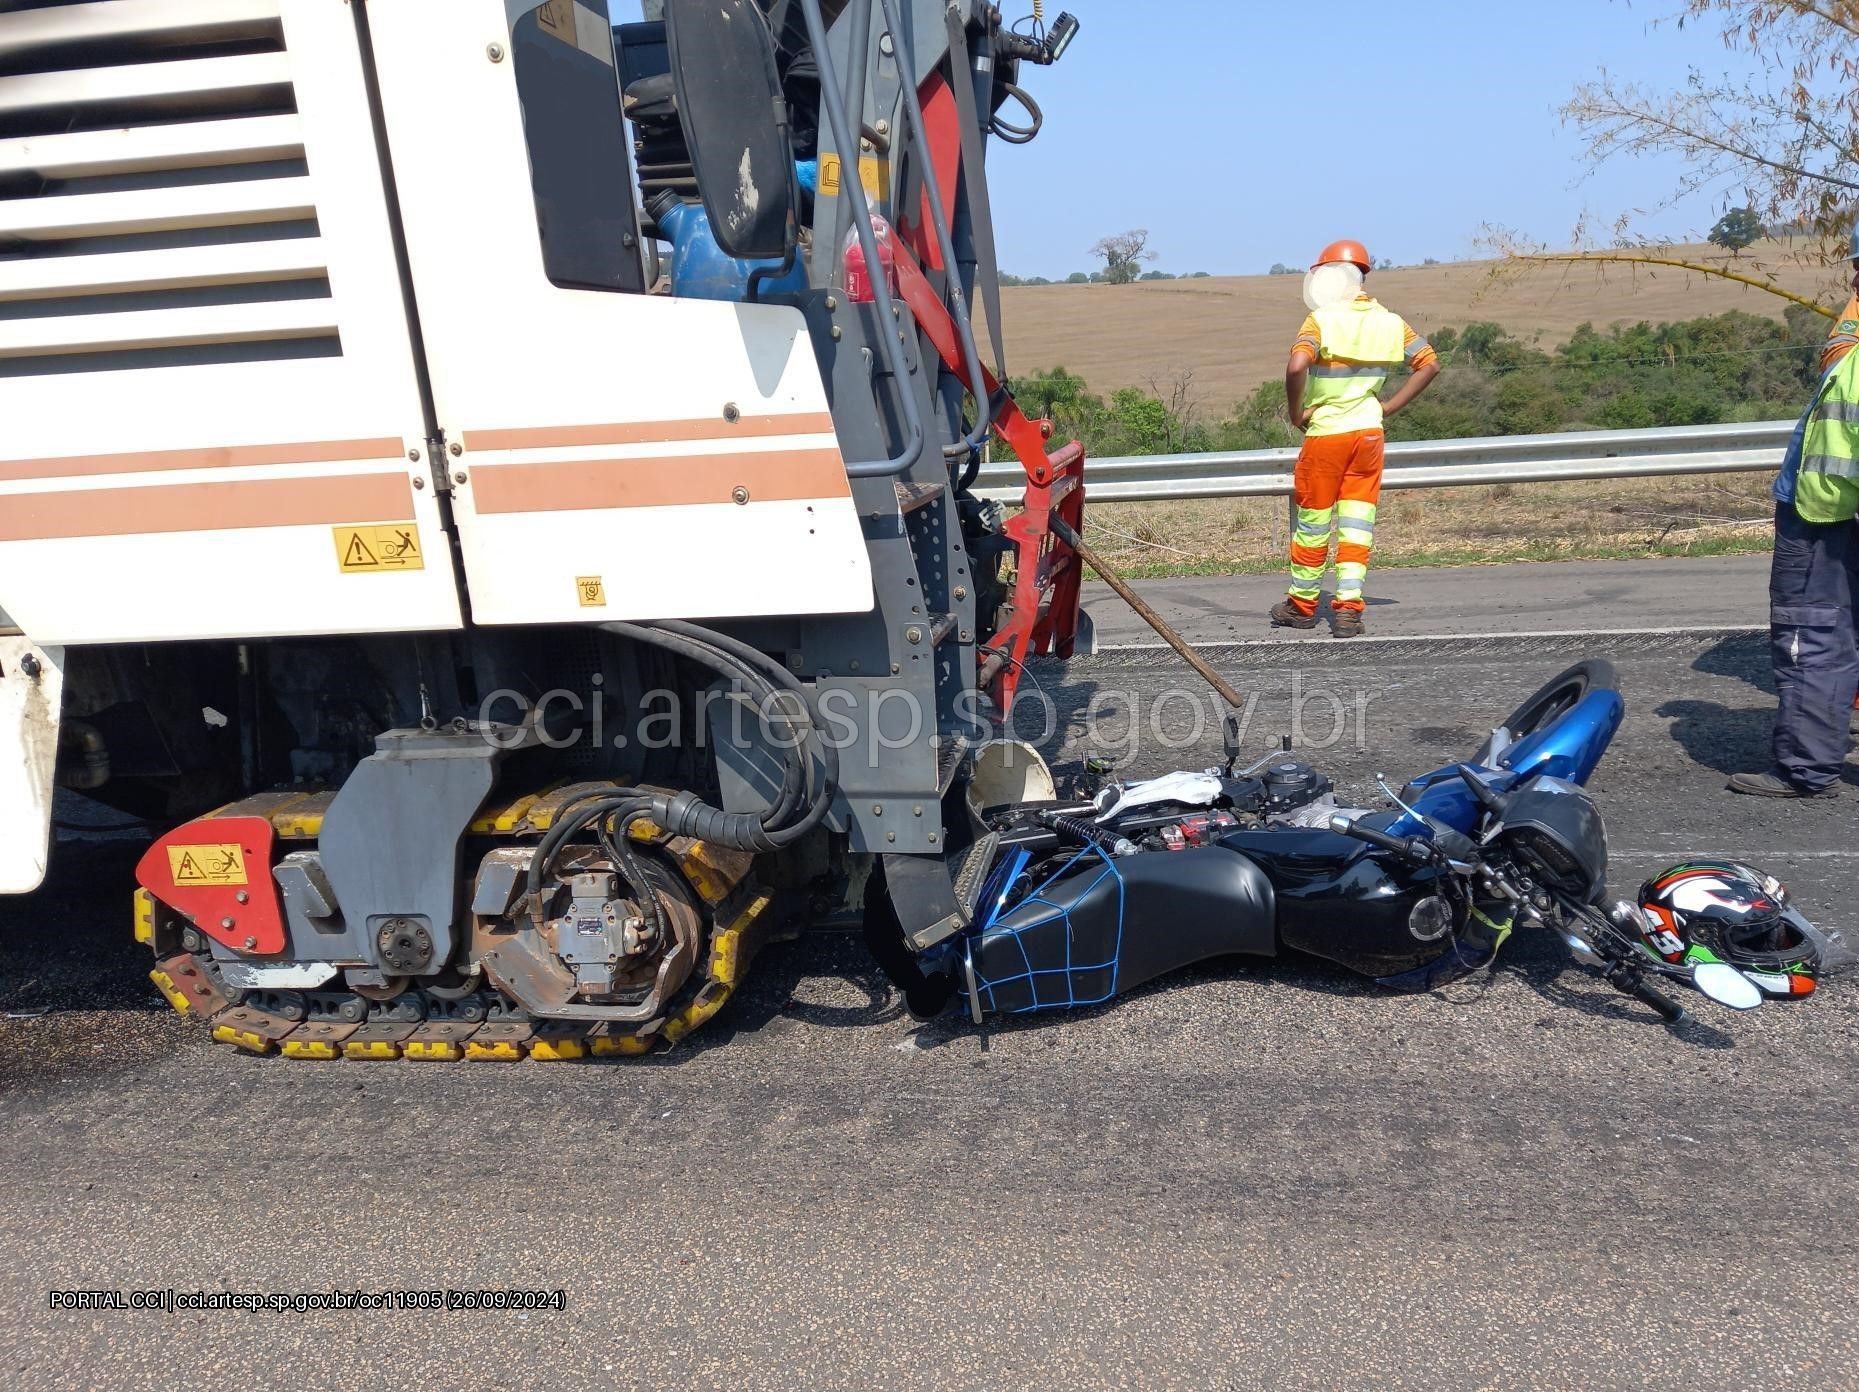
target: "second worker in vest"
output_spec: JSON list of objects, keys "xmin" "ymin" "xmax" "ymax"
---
[
  {"xmin": 1271, "ymin": 241, "xmax": 1440, "ymax": 637},
  {"xmin": 1726, "ymin": 239, "xmax": 1859, "ymax": 798}
]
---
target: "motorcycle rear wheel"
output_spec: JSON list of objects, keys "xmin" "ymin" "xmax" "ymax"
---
[{"xmin": 1474, "ymin": 659, "xmax": 1618, "ymax": 766}]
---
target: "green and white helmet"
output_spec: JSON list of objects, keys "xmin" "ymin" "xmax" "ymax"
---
[{"xmin": 1636, "ymin": 861, "xmax": 1831, "ymax": 999}]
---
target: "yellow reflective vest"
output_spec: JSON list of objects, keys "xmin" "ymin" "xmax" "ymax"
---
[{"xmin": 1304, "ymin": 299, "xmax": 1407, "ymax": 437}]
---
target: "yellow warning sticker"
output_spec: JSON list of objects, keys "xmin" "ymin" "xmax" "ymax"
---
[
  {"xmin": 168, "ymin": 843, "xmax": 248, "ymax": 887},
  {"xmin": 334, "ymin": 524, "xmax": 424, "ymax": 574},
  {"xmin": 818, "ymin": 153, "xmax": 889, "ymax": 201},
  {"xmin": 576, "ymin": 576, "xmax": 607, "ymax": 608}
]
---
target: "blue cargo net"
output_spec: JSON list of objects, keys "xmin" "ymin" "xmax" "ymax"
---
[{"xmin": 970, "ymin": 842, "xmax": 1127, "ymax": 1014}]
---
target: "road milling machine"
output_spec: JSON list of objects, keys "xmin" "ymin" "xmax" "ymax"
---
[{"xmin": 0, "ymin": 0, "xmax": 1087, "ymax": 1058}]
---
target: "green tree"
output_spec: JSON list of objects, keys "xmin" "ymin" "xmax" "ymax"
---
[
  {"xmin": 1089, "ymin": 230, "xmax": 1156, "ymax": 285},
  {"xmin": 1708, "ymin": 207, "xmax": 1765, "ymax": 252}
]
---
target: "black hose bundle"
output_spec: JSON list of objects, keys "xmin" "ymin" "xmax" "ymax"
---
[{"xmin": 522, "ymin": 621, "xmax": 840, "ymax": 934}]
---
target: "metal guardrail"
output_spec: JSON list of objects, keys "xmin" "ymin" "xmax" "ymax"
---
[{"xmin": 973, "ymin": 419, "xmax": 1796, "ymax": 504}]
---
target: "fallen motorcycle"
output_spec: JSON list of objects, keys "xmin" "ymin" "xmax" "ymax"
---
[{"xmin": 873, "ymin": 660, "xmax": 1817, "ymax": 1024}]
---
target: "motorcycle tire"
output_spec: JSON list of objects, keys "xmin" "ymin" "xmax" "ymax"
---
[{"xmin": 1472, "ymin": 659, "xmax": 1618, "ymax": 767}]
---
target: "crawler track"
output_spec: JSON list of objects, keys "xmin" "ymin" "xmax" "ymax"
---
[{"xmin": 134, "ymin": 782, "xmax": 774, "ymax": 1060}]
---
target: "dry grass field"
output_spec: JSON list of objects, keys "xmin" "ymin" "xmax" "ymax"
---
[
  {"xmin": 997, "ymin": 240, "xmax": 1840, "ymax": 410},
  {"xmin": 1085, "ymin": 473, "xmax": 1778, "ymax": 582}
]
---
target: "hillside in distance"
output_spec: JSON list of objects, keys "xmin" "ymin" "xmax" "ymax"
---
[{"xmin": 996, "ymin": 241, "xmax": 1841, "ymax": 410}]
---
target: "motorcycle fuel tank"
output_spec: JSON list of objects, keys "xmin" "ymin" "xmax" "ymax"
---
[{"xmin": 1219, "ymin": 825, "xmax": 1451, "ymax": 979}]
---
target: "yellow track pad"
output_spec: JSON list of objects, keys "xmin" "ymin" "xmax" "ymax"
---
[{"xmin": 212, "ymin": 1025, "xmax": 273, "ymax": 1055}]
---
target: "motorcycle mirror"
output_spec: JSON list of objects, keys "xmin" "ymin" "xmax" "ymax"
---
[
  {"xmin": 1221, "ymin": 712, "xmax": 1244, "ymax": 771},
  {"xmin": 1691, "ymin": 961, "xmax": 1764, "ymax": 1012},
  {"xmin": 1456, "ymin": 765, "xmax": 1508, "ymax": 818}
]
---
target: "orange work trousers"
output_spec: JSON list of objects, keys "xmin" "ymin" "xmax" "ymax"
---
[{"xmin": 1287, "ymin": 428, "xmax": 1384, "ymax": 615}]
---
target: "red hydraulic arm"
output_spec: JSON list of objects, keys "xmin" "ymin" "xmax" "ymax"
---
[
  {"xmin": 888, "ymin": 68, "xmax": 1085, "ymax": 716},
  {"xmin": 892, "ymin": 250, "xmax": 1085, "ymax": 716}
]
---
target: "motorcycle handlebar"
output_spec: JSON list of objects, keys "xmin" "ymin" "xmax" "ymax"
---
[
  {"xmin": 1605, "ymin": 962, "xmax": 1686, "ymax": 1022},
  {"xmin": 1630, "ymin": 977, "xmax": 1687, "ymax": 1023},
  {"xmin": 1328, "ymin": 815, "xmax": 1433, "ymax": 866}
]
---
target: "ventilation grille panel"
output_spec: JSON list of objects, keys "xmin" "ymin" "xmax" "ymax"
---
[{"xmin": 0, "ymin": 0, "xmax": 337, "ymax": 376}]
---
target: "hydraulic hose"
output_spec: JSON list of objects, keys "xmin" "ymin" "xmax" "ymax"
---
[
  {"xmin": 876, "ymin": 0, "xmax": 994, "ymax": 457},
  {"xmin": 603, "ymin": 621, "xmax": 809, "ymax": 828},
  {"xmin": 651, "ymin": 619, "xmax": 842, "ymax": 796},
  {"xmin": 597, "ymin": 621, "xmax": 837, "ymax": 852},
  {"xmin": 522, "ymin": 621, "xmax": 841, "ymax": 935},
  {"xmin": 989, "ymin": 81, "xmax": 1043, "ymax": 143}
]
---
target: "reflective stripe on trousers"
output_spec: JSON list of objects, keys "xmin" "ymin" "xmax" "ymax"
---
[
  {"xmin": 1286, "ymin": 428, "xmax": 1385, "ymax": 614},
  {"xmin": 1333, "ymin": 499, "xmax": 1377, "ymax": 602}
]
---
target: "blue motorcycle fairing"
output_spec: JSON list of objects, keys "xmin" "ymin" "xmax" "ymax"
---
[
  {"xmin": 1391, "ymin": 688, "xmax": 1624, "ymax": 837},
  {"xmin": 1496, "ymin": 688, "xmax": 1624, "ymax": 786}
]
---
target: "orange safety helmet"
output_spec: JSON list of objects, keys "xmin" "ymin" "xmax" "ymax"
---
[{"xmin": 1313, "ymin": 239, "xmax": 1372, "ymax": 272}]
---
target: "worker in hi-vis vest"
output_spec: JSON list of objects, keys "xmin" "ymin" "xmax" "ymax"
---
[
  {"xmin": 1728, "ymin": 234, "xmax": 1859, "ymax": 798},
  {"xmin": 1273, "ymin": 240, "xmax": 1439, "ymax": 637}
]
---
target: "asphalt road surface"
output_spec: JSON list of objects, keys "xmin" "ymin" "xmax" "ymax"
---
[
  {"xmin": 1081, "ymin": 554, "xmax": 1771, "ymax": 648},
  {"xmin": 1, "ymin": 630, "xmax": 1855, "ymax": 1391}
]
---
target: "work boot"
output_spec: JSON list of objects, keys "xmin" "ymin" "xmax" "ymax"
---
[
  {"xmin": 1269, "ymin": 599, "xmax": 1317, "ymax": 630},
  {"xmin": 1332, "ymin": 609, "xmax": 1365, "ymax": 639},
  {"xmin": 1727, "ymin": 771, "xmax": 1838, "ymax": 799}
]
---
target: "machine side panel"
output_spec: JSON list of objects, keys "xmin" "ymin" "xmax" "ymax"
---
[
  {"xmin": 0, "ymin": 0, "xmax": 460, "ymax": 644},
  {"xmin": 367, "ymin": 0, "xmax": 874, "ymax": 625}
]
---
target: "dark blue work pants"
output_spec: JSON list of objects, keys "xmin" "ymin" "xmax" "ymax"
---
[{"xmin": 1770, "ymin": 503, "xmax": 1859, "ymax": 791}]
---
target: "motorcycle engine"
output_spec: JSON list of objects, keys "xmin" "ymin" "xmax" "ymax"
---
[
  {"xmin": 1262, "ymin": 760, "xmax": 1329, "ymax": 812},
  {"xmin": 1228, "ymin": 760, "xmax": 1335, "ymax": 819}
]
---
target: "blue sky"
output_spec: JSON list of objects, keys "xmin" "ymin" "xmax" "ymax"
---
[
  {"xmin": 614, "ymin": 1, "xmax": 1767, "ymax": 277},
  {"xmin": 982, "ymin": 0, "xmax": 1768, "ymax": 277}
]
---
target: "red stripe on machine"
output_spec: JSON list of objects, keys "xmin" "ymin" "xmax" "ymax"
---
[
  {"xmin": 468, "ymin": 448, "xmax": 851, "ymax": 515},
  {"xmin": 0, "ymin": 473, "xmax": 416, "ymax": 541},
  {"xmin": 0, "ymin": 438, "xmax": 406, "ymax": 483},
  {"xmin": 462, "ymin": 414, "xmax": 837, "ymax": 453}
]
